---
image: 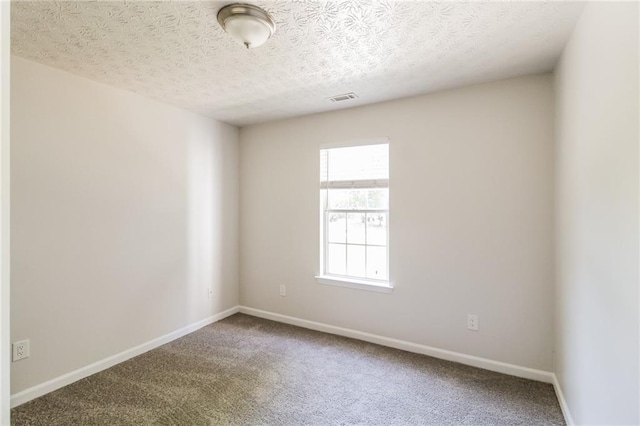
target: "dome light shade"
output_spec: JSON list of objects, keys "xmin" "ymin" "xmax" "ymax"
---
[{"xmin": 217, "ymin": 4, "xmax": 276, "ymax": 49}]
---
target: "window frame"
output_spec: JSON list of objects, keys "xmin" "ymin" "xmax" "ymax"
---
[{"xmin": 316, "ymin": 139, "xmax": 393, "ymax": 293}]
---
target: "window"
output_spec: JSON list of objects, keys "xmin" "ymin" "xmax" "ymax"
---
[{"xmin": 317, "ymin": 141, "xmax": 391, "ymax": 292}]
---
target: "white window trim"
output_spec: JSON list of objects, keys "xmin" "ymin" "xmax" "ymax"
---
[
  {"xmin": 315, "ymin": 275, "xmax": 394, "ymax": 293},
  {"xmin": 319, "ymin": 140, "xmax": 391, "ymax": 292}
]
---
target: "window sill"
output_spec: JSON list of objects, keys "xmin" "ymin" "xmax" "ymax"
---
[{"xmin": 315, "ymin": 275, "xmax": 394, "ymax": 293}]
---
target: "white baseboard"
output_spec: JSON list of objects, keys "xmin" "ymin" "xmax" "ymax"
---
[
  {"xmin": 239, "ymin": 306, "xmax": 554, "ymax": 384},
  {"xmin": 552, "ymin": 373, "xmax": 574, "ymax": 426},
  {"xmin": 10, "ymin": 305, "xmax": 240, "ymax": 408}
]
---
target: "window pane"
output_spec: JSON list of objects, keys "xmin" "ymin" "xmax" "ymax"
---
[
  {"xmin": 347, "ymin": 213, "xmax": 365, "ymax": 244},
  {"xmin": 366, "ymin": 213, "xmax": 387, "ymax": 246},
  {"xmin": 366, "ymin": 188, "xmax": 388, "ymax": 209},
  {"xmin": 327, "ymin": 188, "xmax": 387, "ymax": 210},
  {"xmin": 327, "ymin": 189, "xmax": 347, "ymax": 209},
  {"xmin": 328, "ymin": 189, "xmax": 368, "ymax": 210},
  {"xmin": 327, "ymin": 213, "xmax": 346, "ymax": 243},
  {"xmin": 321, "ymin": 144, "xmax": 388, "ymax": 182},
  {"xmin": 327, "ymin": 244, "xmax": 346, "ymax": 275},
  {"xmin": 366, "ymin": 246, "xmax": 387, "ymax": 280},
  {"xmin": 347, "ymin": 245, "xmax": 366, "ymax": 278}
]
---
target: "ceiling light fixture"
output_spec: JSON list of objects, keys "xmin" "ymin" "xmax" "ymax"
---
[{"xmin": 217, "ymin": 3, "xmax": 276, "ymax": 49}]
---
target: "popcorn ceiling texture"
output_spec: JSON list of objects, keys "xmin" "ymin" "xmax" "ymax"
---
[
  {"xmin": 11, "ymin": 1, "xmax": 583, "ymax": 126},
  {"xmin": 11, "ymin": 314, "xmax": 565, "ymax": 425}
]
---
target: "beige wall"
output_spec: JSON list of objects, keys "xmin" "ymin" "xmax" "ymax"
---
[
  {"xmin": 240, "ymin": 74, "xmax": 555, "ymax": 371},
  {"xmin": 554, "ymin": 3, "xmax": 639, "ymax": 425},
  {"xmin": 10, "ymin": 56, "xmax": 239, "ymax": 394}
]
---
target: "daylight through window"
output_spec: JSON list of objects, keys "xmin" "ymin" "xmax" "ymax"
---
[{"xmin": 320, "ymin": 142, "xmax": 389, "ymax": 285}]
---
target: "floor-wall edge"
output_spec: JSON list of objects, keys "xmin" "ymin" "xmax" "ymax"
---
[
  {"xmin": 552, "ymin": 373, "xmax": 575, "ymax": 426},
  {"xmin": 11, "ymin": 306, "xmax": 571, "ymax": 425},
  {"xmin": 239, "ymin": 306, "xmax": 555, "ymax": 384},
  {"xmin": 10, "ymin": 305, "xmax": 240, "ymax": 408}
]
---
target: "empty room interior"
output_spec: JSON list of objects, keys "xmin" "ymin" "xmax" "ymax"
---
[{"xmin": 0, "ymin": 0, "xmax": 638, "ymax": 425}]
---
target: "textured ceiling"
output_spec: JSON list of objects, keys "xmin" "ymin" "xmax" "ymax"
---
[{"xmin": 11, "ymin": 1, "xmax": 584, "ymax": 126}]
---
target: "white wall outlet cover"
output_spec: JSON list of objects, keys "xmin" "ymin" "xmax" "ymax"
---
[
  {"xmin": 467, "ymin": 315, "xmax": 479, "ymax": 331},
  {"xmin": 12, "ymin": 339, "xmax": 30, "ymax": 362},
  {"xmin": 279, "ymin": 285, "xmax": 286, "ymax": 296}
]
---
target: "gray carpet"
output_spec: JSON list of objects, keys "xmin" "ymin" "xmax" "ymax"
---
[{"xmin": 11, "ymin": 314, "xmax": 565, "ymax": 425}]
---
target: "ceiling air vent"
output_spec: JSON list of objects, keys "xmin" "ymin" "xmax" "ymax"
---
[{"xmin": 327, "ymin": 92, "xmax": 359, "ymax": 103}]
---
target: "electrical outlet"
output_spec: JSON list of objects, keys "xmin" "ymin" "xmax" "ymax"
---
[
  {"xmin": 12, "ymin": 339, "xmax": 30, "ymax": 362},
  {"xmin": 279, "ymin": 284, "xmax": 286, "ymax": 297},
  {"xmin": 208, "ymin": 287, "xmax": 213, "ymax": 299},
  {"xmin": 467, "ymin": 314, "xmax": 479, "ymax": 331}
]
